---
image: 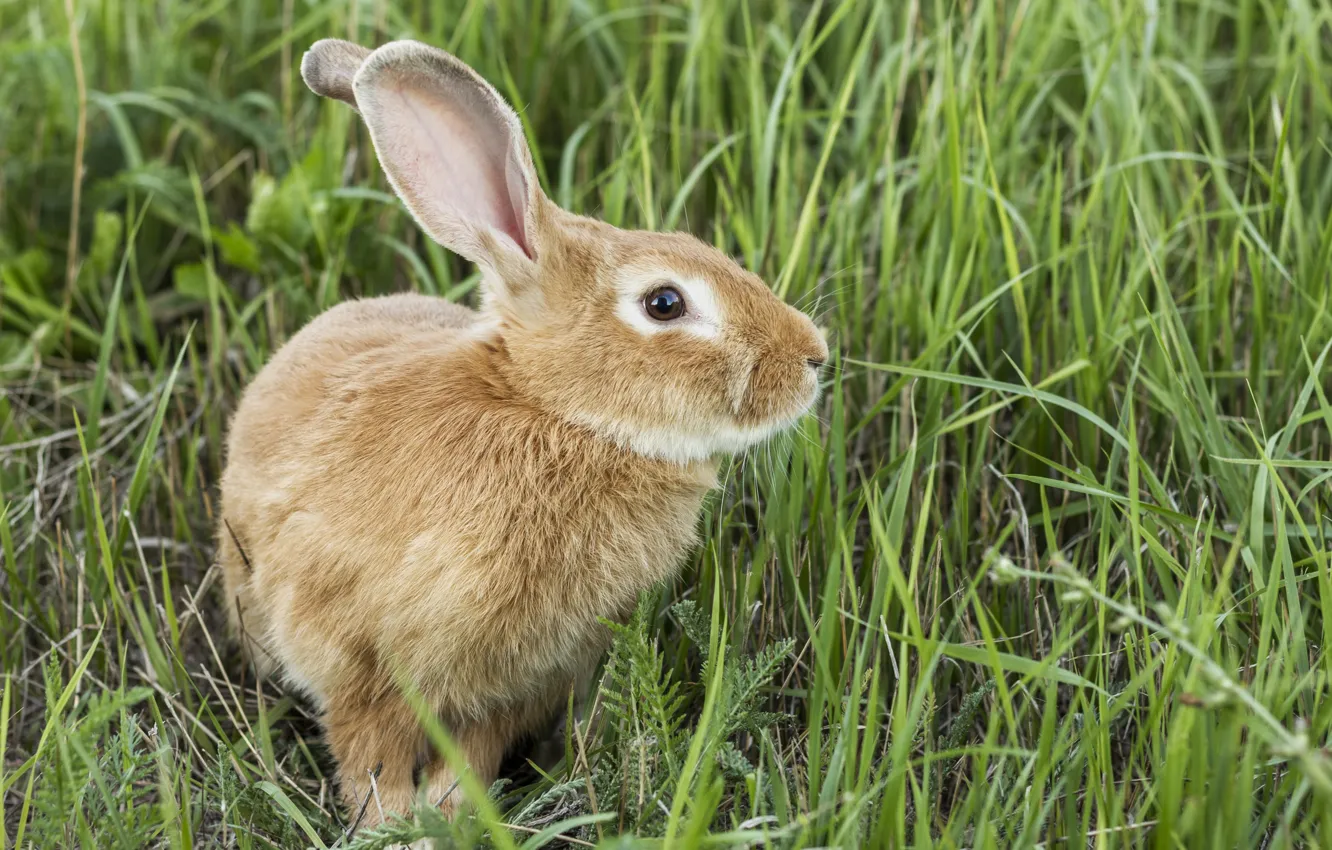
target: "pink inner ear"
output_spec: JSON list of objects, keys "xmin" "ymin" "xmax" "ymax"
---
[
  {"xmin": 505, "ymin": 151, "xmax": 532, "ymax": 259},
  {"xmin": 373, "ymin": 74, "xmax": 531, "ymax": 259}
]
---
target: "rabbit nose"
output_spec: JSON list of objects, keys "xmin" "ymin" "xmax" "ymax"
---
[{"xmin": 806, "ymin": 357, "xmax": 826, "ymax": 370}]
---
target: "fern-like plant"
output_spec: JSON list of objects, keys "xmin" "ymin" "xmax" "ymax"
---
[{"xmin": 594, "ymin": 595, "xmax": 794, "ymax": 836}]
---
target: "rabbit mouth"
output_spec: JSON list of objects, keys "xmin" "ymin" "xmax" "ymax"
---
[
  {"xmin": 680, "ymin": 375, "xmax": 823, "ymax": 460},
  {"xmin": 733, "ymin": 359, "xmax": 822, "ymax": 431},
  {"xmin": 561, "ymin": 352, "xmax": 821, "ymax": 464}
]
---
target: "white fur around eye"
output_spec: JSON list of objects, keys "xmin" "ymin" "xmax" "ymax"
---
[{"xmin": 614, "ymin": 270, "xmax": 722, "ymax": 339}]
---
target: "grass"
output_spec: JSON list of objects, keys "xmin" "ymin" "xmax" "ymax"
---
[{"xmin": 2, "ymin": 0, "xmax": 1332, "ymax": 846}]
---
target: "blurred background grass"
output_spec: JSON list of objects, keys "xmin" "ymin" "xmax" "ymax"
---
[{"xmin": 3, "ymin": 0, "xmax": 1332, "ymax": 847}]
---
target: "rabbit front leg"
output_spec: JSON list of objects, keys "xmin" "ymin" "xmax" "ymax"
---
[
  {"xmin": 326, "ymin": 694, "xmax": 425, "ymax": 828},
  {"xmin": 421, "ymin": 717, "xmax": 511, "ymax": 816},
  {"xmin": 424, "ymin": 693, "xmax": 566, "ymax": 815}
]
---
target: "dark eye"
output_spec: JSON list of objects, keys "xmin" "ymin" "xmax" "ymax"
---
[{"xmin": 644, "ymin": 286, "xmax": 686, "ymax": 321}]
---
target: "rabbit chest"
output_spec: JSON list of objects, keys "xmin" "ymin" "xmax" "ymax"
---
[{"xmin": 385, "ymin": 429, "xmax": 716, "ymax": 714}]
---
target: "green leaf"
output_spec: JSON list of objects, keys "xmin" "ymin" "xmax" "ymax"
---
[
  {"xmin": 215, "ymin": 222, "xmax": 262, "ymax": 273},
  {"xmin": 87, "ymin": 211, "xmax": 124, "ymax": 281}
]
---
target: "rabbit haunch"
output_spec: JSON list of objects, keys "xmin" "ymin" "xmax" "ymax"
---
[{"xmin": 218, "ymin": 37, "xmax": 827, "ymax": 827}]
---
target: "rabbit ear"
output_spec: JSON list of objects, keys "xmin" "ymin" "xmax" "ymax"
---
[
  {"xmin": 351, "ymin": 40, "xmax": 545, "ymax": 276},
  {"xmin": 300, "ymin": 39, "xmax": 372, "ymax": 112}
]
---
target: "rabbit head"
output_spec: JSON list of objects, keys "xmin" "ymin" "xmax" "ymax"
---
[{"xmin": 302, "ymin": 39, "xmax": 828, "ymax": 464}]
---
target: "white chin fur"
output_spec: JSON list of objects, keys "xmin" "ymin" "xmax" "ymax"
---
[{"xmin": 573, "ymin": 410, "xmax": 808, "ymax": 464}]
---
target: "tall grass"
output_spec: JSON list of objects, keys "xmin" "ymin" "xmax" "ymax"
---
[{"xmin": 2, "ymin": 0, "xmax": 1331, "ymax": 847}]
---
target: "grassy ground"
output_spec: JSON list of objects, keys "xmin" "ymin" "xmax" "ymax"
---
[{"xmin": 3, "ymin": 0, "xmax": 1332, "ymax": 847}]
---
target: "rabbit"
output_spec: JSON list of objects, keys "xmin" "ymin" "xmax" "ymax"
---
[{"xmin": 216, "ymin": 36, "xmax": 829, "ymax": 828}]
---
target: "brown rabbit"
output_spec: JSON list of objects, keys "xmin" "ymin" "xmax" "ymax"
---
[{"xmin": 217, "ymin": 37, "xmax": 828, "ymax": 827}]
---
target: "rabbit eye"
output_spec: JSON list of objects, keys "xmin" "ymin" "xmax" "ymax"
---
[{"xmin": 644, "ymin": 286, "xmax": 686, "ymax": 321}]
